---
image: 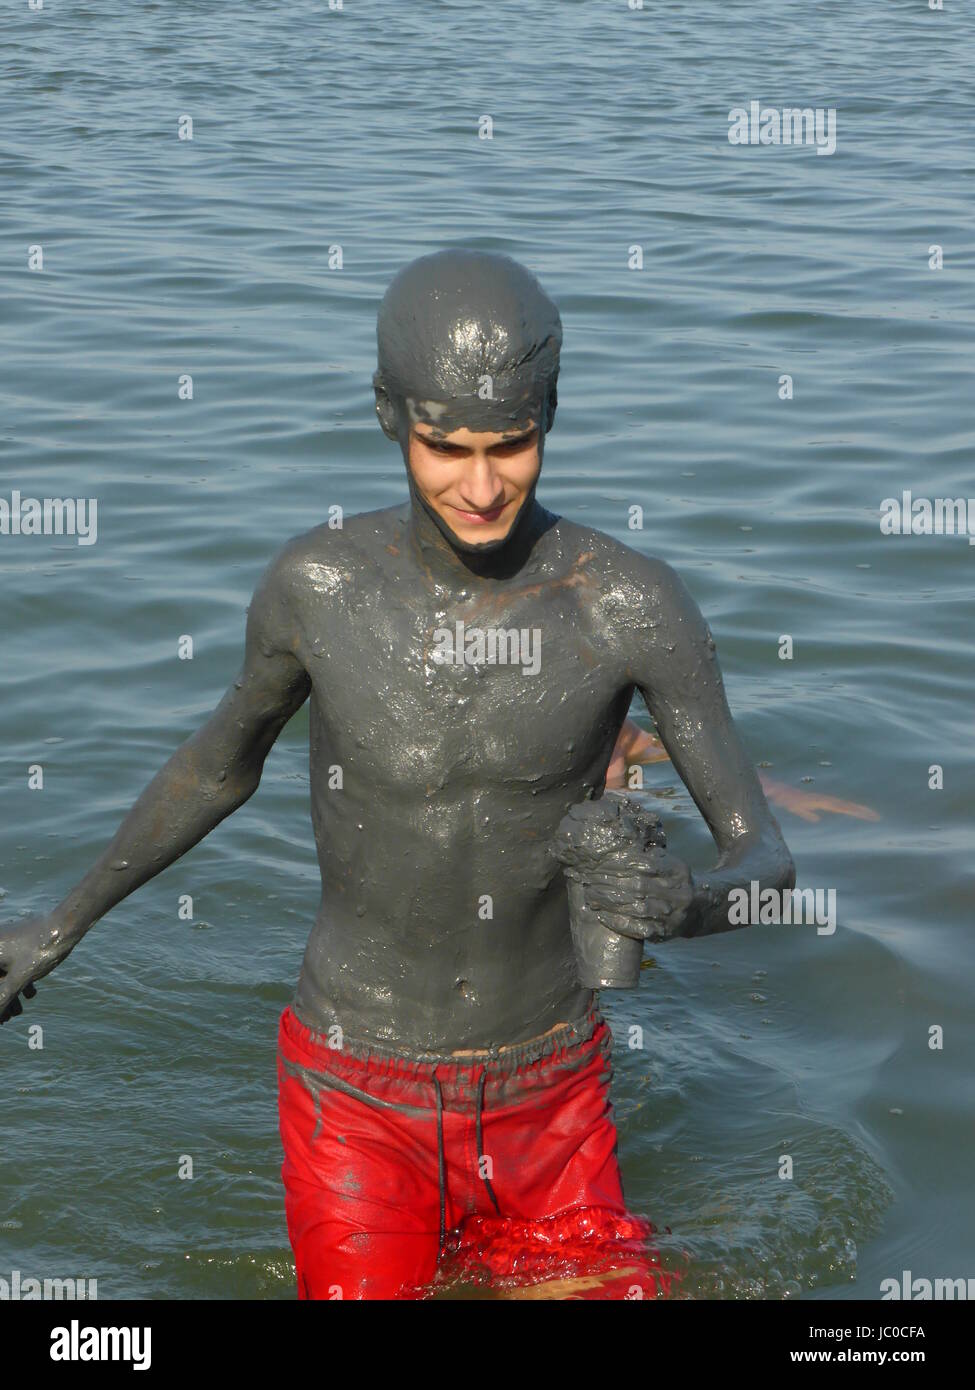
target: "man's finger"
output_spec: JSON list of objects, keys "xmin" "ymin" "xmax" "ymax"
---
[
  {"xmin": 585, "ymin": 872, "xmax": 649, "ymax": 897},
  {"xmin": 592, "ymin": 909, "xmax": 646, "ymax": 939},
  {"xmin": 23, "ymin": 982, "xmax": 37, "ymax": 1000},
  {"xmin": 588, "ymin": 890, "xmax": 671, "ymax": 918},
  {"xmin": 587, "ymin": 868, "xmax": 684, "ymax": 895},
  {"xmin": 1, "ymin": 995, "xmax": 24, "ymax": 1023}
]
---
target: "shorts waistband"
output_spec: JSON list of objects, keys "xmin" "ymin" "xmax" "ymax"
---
[{"xmin": 286, "ymin": 1001, "xmax": 602, "ymax": 1074}]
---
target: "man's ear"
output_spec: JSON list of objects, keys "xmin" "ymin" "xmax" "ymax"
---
[{"xmin": 372, "ymin": 372, "xmax": 400, "ymax": 441}]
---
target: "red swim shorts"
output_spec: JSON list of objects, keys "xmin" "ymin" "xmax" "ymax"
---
[{"xmin": 276, "ymin": 1004, "xmax": 678, "ymax": 1300}]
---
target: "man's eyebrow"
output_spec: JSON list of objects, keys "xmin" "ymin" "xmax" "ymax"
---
[{"xmin": 414, "ymin": 427, "xmax": 538, "ymax": 448}]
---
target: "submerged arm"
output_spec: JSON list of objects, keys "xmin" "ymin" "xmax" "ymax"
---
[{"xmin": 609, "ymin": 718, "xmax": 879, "ymax": 823}]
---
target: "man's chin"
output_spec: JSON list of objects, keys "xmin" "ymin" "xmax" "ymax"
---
[{"xmin": 451, "ymin": 525, "xmax": 513, "ymax": 549}]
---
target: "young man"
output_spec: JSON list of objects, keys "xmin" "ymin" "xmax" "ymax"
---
[{"xmin": 0, "ymin": 250, "xmax": 795, "ymax": 1300}]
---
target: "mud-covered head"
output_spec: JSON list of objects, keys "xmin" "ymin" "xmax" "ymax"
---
[{"xmin": 373, "ymin": 249, "xmax": 562, "ymax": 554}]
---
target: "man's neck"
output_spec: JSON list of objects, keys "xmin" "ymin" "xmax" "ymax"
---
[{"xmin": 405, "ymin": 492, "xmax": 551, "ymax": 588}]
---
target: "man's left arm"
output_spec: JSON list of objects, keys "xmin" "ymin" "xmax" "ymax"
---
[{"xmin": 623, "ymin": 555, "xmax": 796, "ymax": 938}]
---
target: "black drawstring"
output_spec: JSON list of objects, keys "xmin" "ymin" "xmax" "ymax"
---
[
  {"xmin": 434, "ymin": 1077, "xmax": 446, "ymax": 1263},
  {"xmin": 476, "ymin": 1069, "xmax": 501, "ymax": 1216},
  {"xmin": 433, "ymin": 1066, "xmax": 501, "ymax": 1267}
]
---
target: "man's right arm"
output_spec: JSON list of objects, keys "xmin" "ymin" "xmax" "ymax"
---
[{"xmin": 0, "ymin": 543, "xmax": 312, "ymax": 1023}]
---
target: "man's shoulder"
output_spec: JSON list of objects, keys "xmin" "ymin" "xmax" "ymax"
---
[
  {"xmin": 261, "ymin": 505, "xmax": 407, "ymax": 590},
  {"xmin": 545, "ymin": 515, "xmax": 686, "ymax": 596},
  {"xmin": 544, "ymin": 518, "xmax": 709, "ymax": 667}
]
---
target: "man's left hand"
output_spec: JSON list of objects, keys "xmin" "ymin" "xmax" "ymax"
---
[{"xmin": 578, "ymin": 846, "xmax": 695, "ymax": 943}]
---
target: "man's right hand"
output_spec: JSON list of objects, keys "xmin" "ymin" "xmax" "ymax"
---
[{"xmin": 0, "ymin": 915, "xmax": 74, "ymax": 1024}]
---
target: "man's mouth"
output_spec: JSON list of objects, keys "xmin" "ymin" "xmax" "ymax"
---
[{"xmin": 449, "ymin": 502, "xmax": 508, "ymax": 525}]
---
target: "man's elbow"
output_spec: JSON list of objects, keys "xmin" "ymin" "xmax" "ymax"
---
[
  {"xmin": 782, "ymin": 852, "xmax": 797, "ymax": 893},
  {"xmin": 220, "ymin": 766, "xmax": 263, "ymax": 812},
  {"xmin": 179, "ymin": 738, "xmax": 264, "ymax": 816},
  {"xmin": 773, "ymin": 839, "xmax": 801, "ymax": 895},
  {"xmin": 774, "ymin": 834, "xmax": 797, "ymax": 893}
]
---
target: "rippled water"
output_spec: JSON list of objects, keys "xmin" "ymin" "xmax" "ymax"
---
[{"xmin": 2, "ymin": 0, "xmax": 972, "ymax": 1299}]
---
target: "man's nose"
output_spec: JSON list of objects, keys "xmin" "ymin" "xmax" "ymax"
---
[{"xmin": 459, "ymin": 455, "xmax": 505, "ymax": 507}]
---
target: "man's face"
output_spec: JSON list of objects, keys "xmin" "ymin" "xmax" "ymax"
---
[{"xmin": 408, "ymin": 421, "xmax": 540, "ymax": 546}]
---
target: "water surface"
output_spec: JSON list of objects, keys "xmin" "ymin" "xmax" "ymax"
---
[{"xmin": 1, "ymin": 0, "xmax": 972, "ymax": 1298}]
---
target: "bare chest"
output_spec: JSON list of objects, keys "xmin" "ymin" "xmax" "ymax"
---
[{"xmin": 302, "ymin": 585, "xmax": 629, "ymax": 796}]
